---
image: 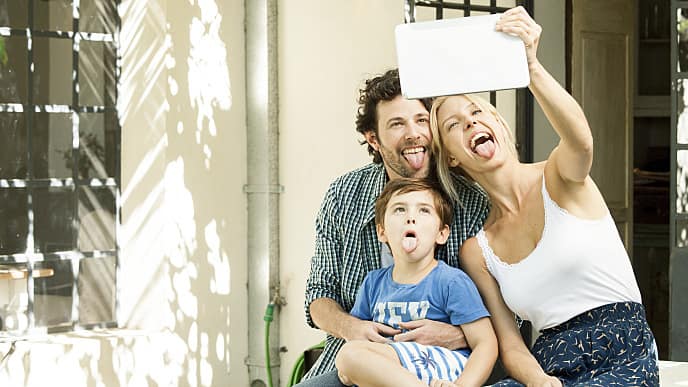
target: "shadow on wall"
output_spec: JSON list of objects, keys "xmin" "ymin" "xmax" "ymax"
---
[{"xmin": 0, "ymin": 0, "xmax": 235, "ymax": 385}]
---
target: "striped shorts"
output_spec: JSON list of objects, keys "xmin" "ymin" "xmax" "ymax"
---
[
  {"xmin": 389, "ymin": 341, "xmax": 471, "ymax": 385},
  {"xmin": 492, "ymin": 302, "xmax": 660, "ymax": 387}
]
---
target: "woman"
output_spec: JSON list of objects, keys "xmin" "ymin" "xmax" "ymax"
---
[{"xmin": 429, "ymin": 7, "xmax": 659, "ymax": 387}]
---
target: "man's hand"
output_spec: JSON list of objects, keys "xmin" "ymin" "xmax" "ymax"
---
[
  {"xmin": 526, "ymin": 375, "xmax": 562, "ymax": 387},
  {"xmin": 343, "ymin": 320, "xmax": 401, "ymax": 343},
  {"xmin": 394, "ymin": 319, "xmax": 467, "ymax": 349}
]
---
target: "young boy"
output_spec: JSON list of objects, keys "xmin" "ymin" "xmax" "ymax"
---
[{"xmin": 335, "ymin": 178, "xmax": 497, "ymax": 387}]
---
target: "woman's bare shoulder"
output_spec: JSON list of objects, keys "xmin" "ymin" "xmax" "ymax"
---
[{"xmin": 460, "ymin": 236, "xmax": 486, "ymax": 269}]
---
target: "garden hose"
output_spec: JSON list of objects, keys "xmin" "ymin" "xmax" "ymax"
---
[
  {"xmin": 287, "ymin": 340, "xmax": 326, "ymax": 386},
  {"xmin": 264, "ymin": 303, "xmax": 276, "ymax": 387}
]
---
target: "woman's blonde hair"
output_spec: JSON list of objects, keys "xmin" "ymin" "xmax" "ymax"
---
[{"xmin": 430, "ymin": 94, "xmax": 517, "ymax": 202}]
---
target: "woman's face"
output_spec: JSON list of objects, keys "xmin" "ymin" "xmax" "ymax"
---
[{"xmin": 435, "ymin": 95, "xmax": 510, "ymax": 171}]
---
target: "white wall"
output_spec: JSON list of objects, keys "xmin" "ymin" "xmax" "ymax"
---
[{"xmin": 278, "ymin": 0, "xmax": 404, "ymax": 383}]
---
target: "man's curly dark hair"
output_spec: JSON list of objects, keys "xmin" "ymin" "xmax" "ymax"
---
[{"xmin": 355, "ymin": 69, "xmax": 432, "ymax": 163}]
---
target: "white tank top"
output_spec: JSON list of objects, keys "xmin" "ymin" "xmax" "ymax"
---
[{"xmin": 476, "ymin": 176, "xmax": 642, "ymax": 332}]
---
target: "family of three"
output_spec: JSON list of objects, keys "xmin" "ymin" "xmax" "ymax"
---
[{"xmin": 299, "ymin": 7, "xmax": 659, "ymax": 387}]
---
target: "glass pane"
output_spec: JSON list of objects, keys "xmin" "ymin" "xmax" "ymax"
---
[
  {"xmin": 78, "ymin": 256, "xmax": 115, "ymax": 324},
  {"xmin": 0, "ymin": 263, "xmax": 29, "ymax": 332},
  {"xmin": 0, "ymin": 113, "xmax": 27, "ymax": 178},
  {"xmin": 677, "ymin": 219, "xmax": 688, "ymax": 248},
  {"xmin": 677, "ymin": 150, "xmax": 688, "ymax": 214},
  {"xmin": 34, "ymin": 187, "xmax": 75, "ymax": 253},
  {"xmin": 33, "ymin": 112, "xmax": 73, "ymax": 179},
  {"xmin": 34, "ymin": 0, "xmax": 72, "ymax": 32},
  {"xmin": 80, "ymin": 0, "xmax": 117, "ymax": 35},
  {"xmin": 415, "ymin": 6, "xmax": 438, "ymax": 22},
  {"xmin": 0, "ymin": 36, "xmax": 28, "ymax": 104},
  {"xmin": 638, "ymin": 41, "xmax": 670, "ymax": 95},
  {"xmin": 641, "ymin": 0, "xmax": 670, "ymax": 40},
  {"xmin": 634, "ymin": 117, "xmax": 670, "ymax": 172},
  {"xmin": 497, "ymin": 0, "xmax": 517, "ymax": 7},
  {"xmin": 0, "ymin": 189, "xmax": 27, "ymax": 255},
  {"xmin": 33, "ymin": 37, "xmax": 73, "ymax": 106},
  {"xmin": 0, "ymin": 0, "xmax": 28, "ymax": 28},
  {"xmin": 679, "ymin": 79, "xmax": 688, "ymax": 144},
  {"xmin": 33, "ymin": 260, "xmax": 73, "ymax": 328},
  {"xmin": 79, "ymin": 40, "xmax": 116, "ymax": 106},
  {"xmin": 443, "ymin": 8, "xmax": 466, "ymax": 19},
  {"xmin": 679, "ymin": 9, "xmax": 688, "ymax": 72},
  {"xmin": 78, "ymin": 186, "xmax": 115, "ymax": 251},
  {"xmin": 496, "ymin": 89, "xmax": 517, "ymax": 132},
  {"xmin": 79, "ymin": 112, "xmax": 116, "ymax": 179}
]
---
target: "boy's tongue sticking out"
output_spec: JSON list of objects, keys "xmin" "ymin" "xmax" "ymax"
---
[{"xmin": 402, "ymin": 233, "xmax": 417, "ymax": 252}]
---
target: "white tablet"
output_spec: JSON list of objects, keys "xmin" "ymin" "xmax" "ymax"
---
[{"xmin": 395, "ymin": 14, "xmax": 530, "ymax": 99}]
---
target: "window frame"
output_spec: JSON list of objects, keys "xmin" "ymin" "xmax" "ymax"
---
[{"xmin": 0, "ymin": 0, "xmax": 121, "ymax": 335}]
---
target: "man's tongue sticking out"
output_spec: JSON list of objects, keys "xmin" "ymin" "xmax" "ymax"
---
[{"xmin": 404, "ymin": 149, "xmax": 425, "ymax": 170}]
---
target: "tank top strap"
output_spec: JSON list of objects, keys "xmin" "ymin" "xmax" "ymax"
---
[
  {"xmin": 476, "ymin": 229, "xmax": 501, "ymax": 275},
  {"xmin": 540, "ymin": 173, "xmax": 568, "ymax": 216}
]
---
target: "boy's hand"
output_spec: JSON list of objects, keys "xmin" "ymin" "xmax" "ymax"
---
[
  {"xmin": 343, "ymin": 320, "xmax": 400, "ymax": 343},
  {"xmin": 394, "ymin": 319, "xmax": 467, "ymax": 349}
]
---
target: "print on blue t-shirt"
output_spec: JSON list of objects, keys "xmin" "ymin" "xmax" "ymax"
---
[{"xmin": 350, "ymin": 260, "xmax": 489, "ymax": 332}]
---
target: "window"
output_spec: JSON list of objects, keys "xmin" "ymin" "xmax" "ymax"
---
[
  {"xmin": 0, "ymin": 0, "xmax": 119, "ymax": 335},
  {"xmin": 403, "ymin": 0, "xmax": 534, "ymax": 162}
]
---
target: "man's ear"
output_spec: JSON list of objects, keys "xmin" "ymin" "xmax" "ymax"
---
[
  {"xmin": 448, "ymin": 155, "xmax": 459, "ymax": 168},
  {"xmin": 376, "ymin": 223, "xmax": 387, "ymax": 243},
  {"xmin": 365, "ymin": 131, "xmax": 380, "ymax": 151},
  {"xmin": 436, "ymin": 224, "xmax": 450, "ymax": 245}
]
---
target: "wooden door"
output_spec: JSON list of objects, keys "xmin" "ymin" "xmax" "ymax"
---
[{"xmin": 570, "ymin": 0, "xmax": 634, "ymax": 253}]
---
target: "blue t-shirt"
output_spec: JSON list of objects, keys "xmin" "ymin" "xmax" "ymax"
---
[{"xmin": 350, "ymin": 260, "xmax": 489, "ymax": 329}]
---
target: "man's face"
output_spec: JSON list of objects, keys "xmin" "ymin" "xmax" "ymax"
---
[{"xmin": 365, "ymin": 96, "xmax": 431, "ymax": 179}]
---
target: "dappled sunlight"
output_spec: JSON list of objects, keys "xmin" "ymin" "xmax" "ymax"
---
[
  {"xmin": 205, "ymin": 220, "xmax": 230, "ymax": 295},
  {"xmin": 0, "ymin": 0, "xmax": 238, "ymax": 384},
  {"xmin": 186, "ymin": 0, "xmax": 232, "ymax": 169}
]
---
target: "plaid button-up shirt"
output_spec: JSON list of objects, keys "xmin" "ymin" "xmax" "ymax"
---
[{"xmin": 303, "ymin": 163, "xmax": 490, "ymax": 379}]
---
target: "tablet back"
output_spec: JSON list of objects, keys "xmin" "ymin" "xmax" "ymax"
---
[{"xmin": 395, "ymin": 14, "xmax": 530, "ymax": 99}]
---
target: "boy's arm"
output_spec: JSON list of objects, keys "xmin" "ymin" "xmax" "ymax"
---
[{"xmin": 451, "ymin": 317, "xmax": 497, "ymax": 387}]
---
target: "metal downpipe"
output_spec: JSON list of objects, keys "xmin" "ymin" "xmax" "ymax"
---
[{"xmin": 245, "ymin": 0, "xmax": 282, "ymax": 386}]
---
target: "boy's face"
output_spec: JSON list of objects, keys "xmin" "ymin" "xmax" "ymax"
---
[{"xmin": 376, "ymin": 190, "xmax": 450, "ymax": 263}]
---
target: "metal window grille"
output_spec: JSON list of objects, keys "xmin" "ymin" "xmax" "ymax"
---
[{"xmin": 0, "ymin": 0, "xmax": 120, "ymax": 335}]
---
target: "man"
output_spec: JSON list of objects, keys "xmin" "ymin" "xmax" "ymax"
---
[{"xmin": 297, "ymin": 69, "xmax": 490, "ymax": 386}]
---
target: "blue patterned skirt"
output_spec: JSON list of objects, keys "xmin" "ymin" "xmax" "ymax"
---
[{"xmin": 492, "ymin": 302, "xmax": 659, "ymax": 386}]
